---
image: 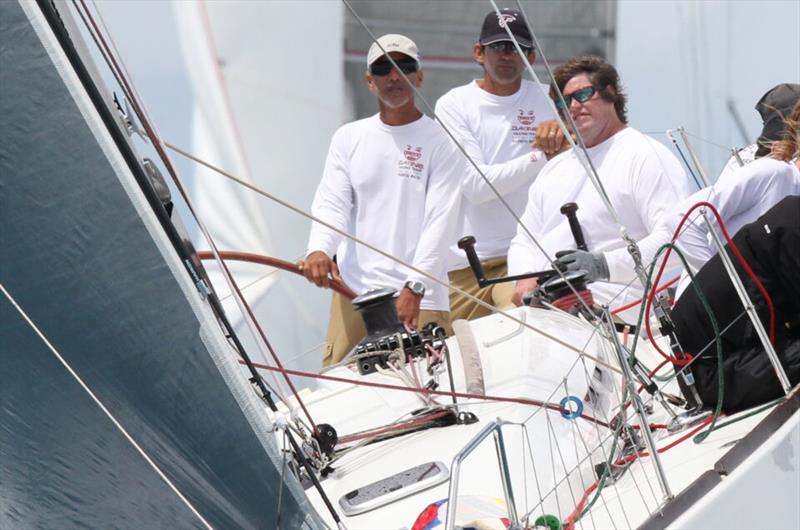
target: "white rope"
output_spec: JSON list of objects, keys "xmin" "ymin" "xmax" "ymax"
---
[{"xmin": 0, "ymin": 283, "xmax": 214, "ymax": 530}]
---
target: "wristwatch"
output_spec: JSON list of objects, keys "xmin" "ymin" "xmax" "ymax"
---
[{"xmin": 403, "ymin": 280, "xmax": 426, "ymax": 298}]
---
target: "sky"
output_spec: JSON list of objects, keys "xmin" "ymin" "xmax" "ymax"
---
[{"xmin": 617, "ymin": 0, "xmax": 800, "ymax": 177}]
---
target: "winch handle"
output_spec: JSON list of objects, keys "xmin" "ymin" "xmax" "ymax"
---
[
  {"xmin": 457, "ymin": 235, "xmax": 558, "ymax": 287},
  {"xmin": 560, "ymin": 202, "xmax": 588, "ymax": 251},
  {"xmin": 457, "ymin": 236, "xmax": 489, "ymax": 288}
]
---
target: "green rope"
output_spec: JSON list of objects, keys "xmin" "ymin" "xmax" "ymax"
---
[
  {"xmin": 659, "ymin": 245, "xmax": 723, "ymax": 443},
  {"xmin": 692, "ymin": 396, "xmax": 785, "ymax": 442},
  {"xmin": 571, "ymin": 243, "xmax": 724, "ymax": 525}
]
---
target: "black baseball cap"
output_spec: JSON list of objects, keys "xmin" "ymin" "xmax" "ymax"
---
[
  {"xmin": 479, "ymin": 8, "xmax": 533, "ymax": 48},
  {"xmin": 754, "ymin": 83, "xmax": 800, "ymax": 157}
]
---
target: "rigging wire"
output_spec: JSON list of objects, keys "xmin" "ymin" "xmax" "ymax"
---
[
  {"xmin": 685, "ymin": 130, "xmax": 741, "ymax": 151},
  {"xmin": 80, "ymin": 0, "xmax": 630, "ymax": 410},
  {"xmin": 644, "ymin": 201, "xmax": 776, "ymax": 365},
  {"xmin": 75, "ymin": 5, "xmax": 768, "ymax": 520},
  {"xmin": 565, "ymin": 414, "xmax": 716, "ymax": 530},
  {"xmin": 510, "ymin": 0, "xmax": 620, "ymax": 229},
  {"xmin": 645, "ymin": 129, "xmax": 739, "ymax": 153},
  {"xmin": 85, "ymin": 0, "xmax": 658, "ymax": 403},
  {"xmin": 0, "ymin": 284, "xmax": 215, "ymax": 530},
  {"xmin": 47, "ymin": 2, "xmax": 784, "ymax": 524},
  {"xmin": 670, "ymin": 139, "xmax": 705, "ymax": 191},
  {"xmin": 564, "ymin": 241, "xmax": 724, "ymax": 526},
  {"xmin": 74, "ymin": 0, "xmax": 295, "ymax": 407}
]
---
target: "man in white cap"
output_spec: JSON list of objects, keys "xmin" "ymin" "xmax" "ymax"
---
[
  {"xmin": 435, "ymin": 7, "xmax": 565, "ymax": 322},
  {"xmin": 299, "ymin": 35, "xmax": 462, "ymax": 366}
]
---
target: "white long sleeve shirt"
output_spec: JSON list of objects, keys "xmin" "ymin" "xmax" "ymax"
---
[
  {"xmin": 434, "ymin": 80, "xmax": 555, "ymax": 269},
  {"xmin": 670, "ymin": 157, "xmax": 800, "ymax": 275},
  {"xmin": 508, "ymin": 127, "xmax": 691, "ymax": 308},
  {"xmin": 306, "ymin": 114, "xmax": 462, "ymax": 311}
]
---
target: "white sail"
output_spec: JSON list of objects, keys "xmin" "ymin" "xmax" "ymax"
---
[{"xmin": 172, "ymin": 1, "xmax": 346, "ymax": 381}]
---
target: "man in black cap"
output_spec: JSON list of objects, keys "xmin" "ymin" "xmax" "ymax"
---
[
  {"xmin": 717, "ymin": 83, "xmax": 800, "ymax": 180},
  {"xmin": 435, "ymin": 7, "xmax": 565, "ymax": 322}
]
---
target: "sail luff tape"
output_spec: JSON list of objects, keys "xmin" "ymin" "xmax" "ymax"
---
[{"xmin": 452, "ymin": 319, "xmax": 485, "ymax": 396}]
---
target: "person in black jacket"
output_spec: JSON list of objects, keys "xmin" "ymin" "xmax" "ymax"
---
[{"xmin": 671, "ymin": 194, "xmax": 800, "ymax": 413}]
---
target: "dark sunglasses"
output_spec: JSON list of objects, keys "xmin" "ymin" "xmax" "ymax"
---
[
  {"xmin": 555, "ymin": 86, "xmax": 599, "ymax": 110},
  {"xmin": 369, "ymin": 57, "xmax": 419, "ymax": 77},
  {"xmin": 485, "ymin": 41, "xmax": 532, "ymax": 54}
]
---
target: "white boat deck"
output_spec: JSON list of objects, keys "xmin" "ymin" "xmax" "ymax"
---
[{"xmin": 272, "ymin": 307, "xmax": 799, "ymax": 529}]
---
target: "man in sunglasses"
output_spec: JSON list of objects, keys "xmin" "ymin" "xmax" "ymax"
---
[
  {"xmin": 507, "ymin": 55, "xmax": 691, "ymax": 318},
  {"xmin": 435, "ymin": 8, "xmax": 566, "ymax": 322},
  {"xmin": 300, "ymin": 34, "xmax": 462, "ymax": 366}
]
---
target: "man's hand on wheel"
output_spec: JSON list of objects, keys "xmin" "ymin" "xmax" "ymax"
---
[{"xmin": 297, "ymin": 251, "xmax": 342, "ymax": 288}]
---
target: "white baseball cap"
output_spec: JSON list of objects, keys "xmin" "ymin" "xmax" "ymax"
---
[{"xmin": 367, "ymin": 34, "xmax": 421, "ymax": 67}]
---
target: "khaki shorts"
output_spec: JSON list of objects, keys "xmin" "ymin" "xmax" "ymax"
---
[
  {"xmin": 448, "ymin": 256, "xmax": 514, "ymax": 322},
  {"xmin": 322, "ymin": 291, "xmax": 452, "ymax": 367}
]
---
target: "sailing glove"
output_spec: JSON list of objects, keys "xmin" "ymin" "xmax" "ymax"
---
[{"xmin": 555, "ymin": 249, "xmax": 609, "ymax": 282}]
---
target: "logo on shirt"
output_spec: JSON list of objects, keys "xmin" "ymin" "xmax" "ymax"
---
[
  {"xmin": 398, "ymin": 145, "xmax": 424, "ymax": 179},
  {"xmin": 512, "ymin": 109, "xmax": 537, "ymax": 143},
  {"xmin": 404, "ymin": 145, "xmax": 422, "ymax": 161},
  {"xmin": 517, "ymin": 109, "xmax": 535, "ymax": 125}
]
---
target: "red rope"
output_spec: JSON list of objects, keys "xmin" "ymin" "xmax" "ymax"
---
[
  {"xmin": 610, "ymin": 276, "xmax": 679, "ymax": 316},
  {"xmin": 551, "ymin": 290, "xmax": 594, "ymax": 313},
  {"xmin": 337, "ymin": 410, "xmax": 453, "ymax": 444},
  {"xmin": 242, "ymin": 360, "xmax": 613, "ymax": 430},
  {"xmin": 648, "ymin": 358, "xmax": 672, "ymax": 379},
  {"xmin": 565, "ymin": 481, "xmax": 598, "ymax": 530},
  {"xmin": 564, "ymin": 415, "xmax": 714, "ymax": 529},
  {"xmin": 644, "ymin": 201, "xmax": 776, "ymax": 365}
]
